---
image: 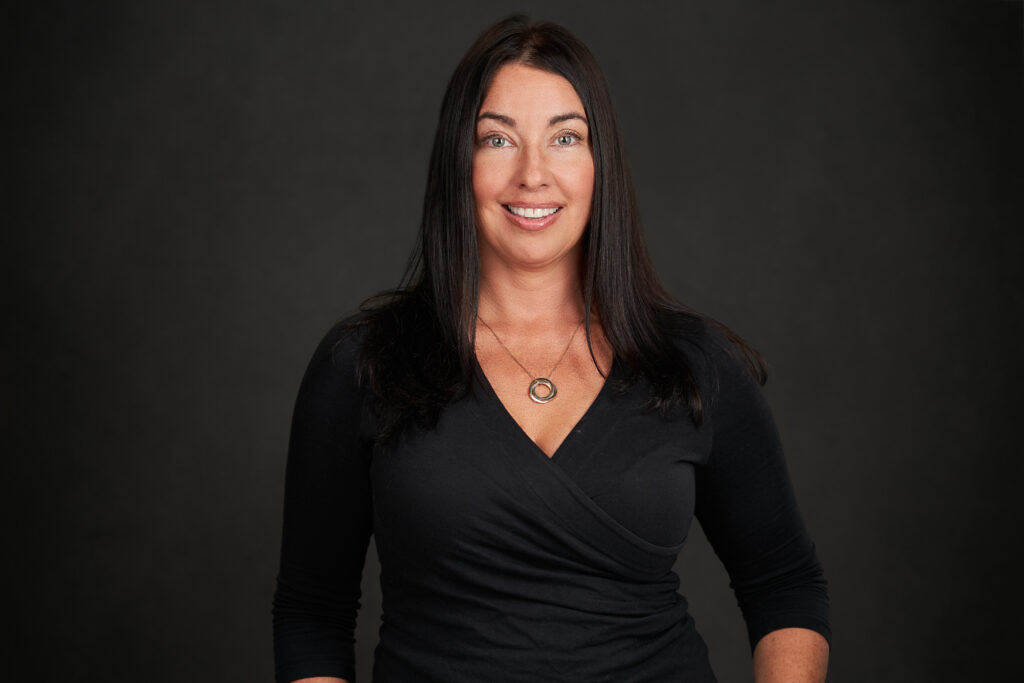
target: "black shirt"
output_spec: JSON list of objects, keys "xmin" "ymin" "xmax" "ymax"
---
[{"xmin": 273, "ymin": 319, "xmax": 830, "ymax": 682}]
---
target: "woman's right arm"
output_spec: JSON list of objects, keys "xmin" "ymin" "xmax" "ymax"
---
[{"xmin": 272, "ymin": 323, "xmax": 374, "ymax": 683}]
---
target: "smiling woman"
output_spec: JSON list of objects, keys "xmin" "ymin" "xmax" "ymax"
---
[{"xmin": 272, "ymin": 14, "xmax": 830, "ymax": 683}]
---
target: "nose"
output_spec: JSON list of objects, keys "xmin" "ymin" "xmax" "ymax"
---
[{"xmin": 517, "ymin": 145, "xmax": 549, "ymax": 190}]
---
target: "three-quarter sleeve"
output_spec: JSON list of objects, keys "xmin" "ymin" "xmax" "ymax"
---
[
  {"xmin": 273, "ymin": 321, "xmax": 374, "ymax": 683},
  {"xmin": 694, "ymin": 344, "xmax": 831, "ymax": 650}
]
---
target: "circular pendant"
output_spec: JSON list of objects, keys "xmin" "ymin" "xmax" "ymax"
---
[{"xmin": 528, "ymin": 378, "xmax": 557, "ymax": 404}]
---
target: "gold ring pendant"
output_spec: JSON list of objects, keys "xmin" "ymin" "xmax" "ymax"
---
[{"xmin": 529, "ymin": 378, "xmax": 557, "ymax": 404}]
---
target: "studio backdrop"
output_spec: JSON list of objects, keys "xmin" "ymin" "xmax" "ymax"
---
[{"xmin": 6, "ymin": 1, "xmax": 1022, "ymax": 681}]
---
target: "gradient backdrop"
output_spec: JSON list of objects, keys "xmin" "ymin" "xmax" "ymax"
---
[{"xmin": 7, "ymin": 1, "xmax": 1023, "ymax": 681}]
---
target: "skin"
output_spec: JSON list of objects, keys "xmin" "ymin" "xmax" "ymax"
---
[
  {"xmin": 754, "ymin": 628, "xmax": 830, "ymax": 682},
  {"xmin": 473, "ymin": 63, "xmax": 595, "ymax": 277},
  {"xmin": 471, "ymin": 63, "xmax": 611, "ymax": 457},
  {"xmin": 288, "ymin": 62, "xmax": 829, "ymax": 683}
]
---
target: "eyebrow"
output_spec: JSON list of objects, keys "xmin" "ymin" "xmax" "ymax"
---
[{"xmin": 476, "ymin": 111, "xmax": 589, "ymax": 127}]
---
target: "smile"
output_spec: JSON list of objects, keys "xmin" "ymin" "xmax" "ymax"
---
[{"xmin": 504, "ymin": 205, "xmax": 562, "ymax": 219}]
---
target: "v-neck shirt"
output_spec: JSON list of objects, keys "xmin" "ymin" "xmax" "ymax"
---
[
  {"xmin": 273, "ymin": 317, "xmax": 830, "ymax": 683},
  {"xmin": 472, "ymin": 353, "xmax": 622, "ymax": 460}
]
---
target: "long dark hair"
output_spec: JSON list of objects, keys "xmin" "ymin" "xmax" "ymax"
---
[{"xmin": 351, "ymin": 15, "xmax": 765, "ymax": 441}]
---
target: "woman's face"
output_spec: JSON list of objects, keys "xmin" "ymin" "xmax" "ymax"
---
[{"xmin": 472, "ymin": 63, "xmax": 595, "ymax": 274}]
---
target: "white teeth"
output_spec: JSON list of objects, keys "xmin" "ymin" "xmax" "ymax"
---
[{"xmin": 506, "ymin": 206, "xmax": 560, "ymax": 219}]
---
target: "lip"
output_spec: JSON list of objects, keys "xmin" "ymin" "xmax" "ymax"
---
[{"xmin": 501, "ymin": 203, "xmax": 564, "ymax": 231}]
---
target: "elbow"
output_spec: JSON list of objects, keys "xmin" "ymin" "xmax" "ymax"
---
[{"xmin": 732, "ymin": 553, "xmax": 831, "ymax": 650}]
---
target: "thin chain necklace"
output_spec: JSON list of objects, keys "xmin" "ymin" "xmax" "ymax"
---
[{"xmin": 478, "ymin": 317, "xmax": 583, "ymax": 404}]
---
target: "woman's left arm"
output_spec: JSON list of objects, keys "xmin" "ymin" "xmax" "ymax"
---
[
  {"xmin": 694, "ymin": 340, "xmax": 832, "ymax": 680},
  {"xmin": 753, "ymin": 627, "xmax": 829, "ymax": 683}
]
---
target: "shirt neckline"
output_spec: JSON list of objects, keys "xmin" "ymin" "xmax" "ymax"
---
[{"xmin": 472, "ymin": 354, "xmax": 623, "ymax": 462}]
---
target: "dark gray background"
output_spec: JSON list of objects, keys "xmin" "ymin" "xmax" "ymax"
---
[{"xmin": 7, "ymin": 1, "xmax": 1022, "ymax": 681}]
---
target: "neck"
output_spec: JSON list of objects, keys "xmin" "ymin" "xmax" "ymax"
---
[{"xmin": 477, "ymin": 250, "xmax": 586, "ymax": 329}]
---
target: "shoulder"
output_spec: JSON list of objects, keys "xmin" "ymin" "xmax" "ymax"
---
[
  {"xmin": 662, "ymin": 311, "xmax": 766, "ymax": 413},
  {"xmin": 294, "ymin": 311, "xmax": 378, "ymax": 408},
  {"xmin": 662, "ymin": 312, "xmax": 744, "ymax": 380},
  {"xmin": 307, "ymin": 311, "xmax": 371, "ymax": 374},
  {"xmin": 309, "ymin": 291, "xmax": 446, "ymax": 403}
]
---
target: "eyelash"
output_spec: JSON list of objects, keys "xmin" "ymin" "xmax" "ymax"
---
[
  {"xmin": 554, "ymin": 131, "xmax": 584, "ymax": 146},
  {"xmin": 479, "ymin": 131, "xmax": 586, "ymax": 148},
  {"xmin": 482, "ymin": 134, "xmax": 511, "ymax": 148}
]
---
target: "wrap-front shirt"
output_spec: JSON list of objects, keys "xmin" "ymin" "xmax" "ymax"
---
[{"xmin": 273, "ymin": 319, "xmax": 830, "ymax": 682}]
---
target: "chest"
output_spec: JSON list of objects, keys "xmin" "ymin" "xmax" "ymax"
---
[
  {"xmin": 370, "ymin": 372, "xmax": 712, "ymax": 569},
  {"xmin": 474, "ymin": 337, "xmax": 613, "ymax": 458}
]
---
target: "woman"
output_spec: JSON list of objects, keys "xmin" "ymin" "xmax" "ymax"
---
[{"xmin": 273, "ymin": 15, "xmax": 830, "ymax": 683}]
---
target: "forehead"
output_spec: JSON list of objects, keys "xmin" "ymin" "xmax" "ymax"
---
[{"xmin": 477, "ymin": 63, "xmax": 586, "ymax": 122}]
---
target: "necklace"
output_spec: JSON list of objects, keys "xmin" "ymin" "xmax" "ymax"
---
[{"xmin": 478, "ymin": 317, "xmax": 583, "ymax": 404}]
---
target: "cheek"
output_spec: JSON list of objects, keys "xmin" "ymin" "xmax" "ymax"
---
[
  {"xmin": 472, "ymin": 156, "xmax": 506, "ymax": 203},
  {"xmin": 471, "ymin": 158, "xmax": 484, "ymax": 204},
  {"xmin": 571, "ymin": 160, "xmax": 595, "ymax": 203}
]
